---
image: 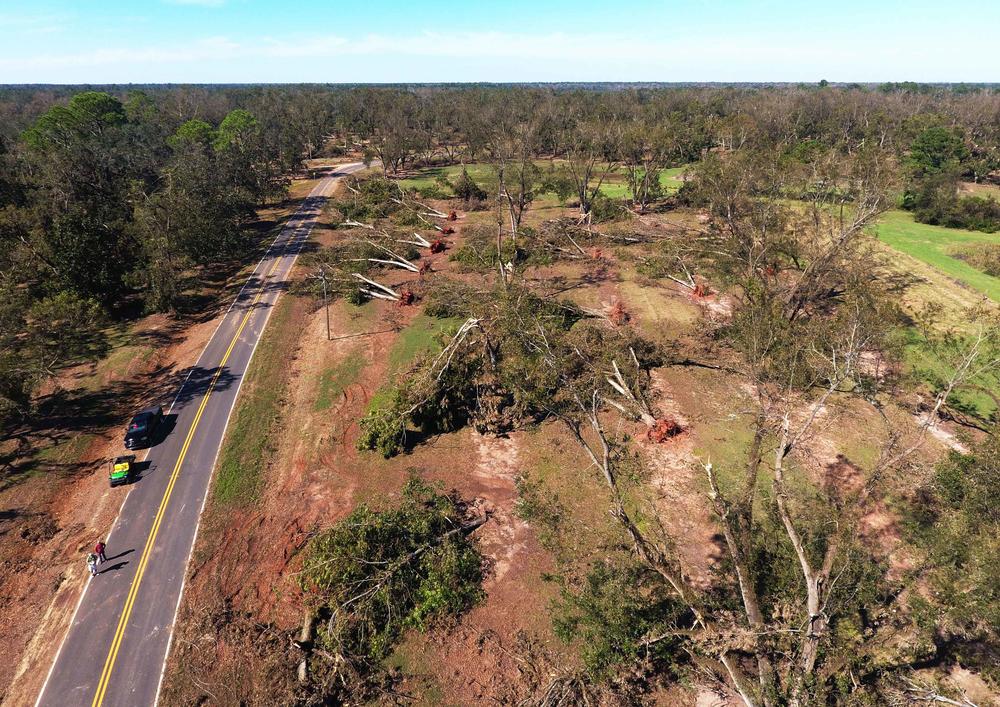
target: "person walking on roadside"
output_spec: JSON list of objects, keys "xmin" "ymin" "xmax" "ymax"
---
[
  {"xmin": 95, "ymin": 540, "xmax": 107, "ymax": 564},
  {"xmin": 86, "ymin": 553, "xmax": 99, "ymax": 577}
]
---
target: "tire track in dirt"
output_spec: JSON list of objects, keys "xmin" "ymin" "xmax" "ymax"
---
[{"xmin": 471, "ymin": 432, "xmax": 529, "ymax": 585}]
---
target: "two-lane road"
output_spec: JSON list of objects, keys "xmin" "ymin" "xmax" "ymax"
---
[{"xmin": 36, "ymin": 163, "xmax": 362, "ymax": 707}]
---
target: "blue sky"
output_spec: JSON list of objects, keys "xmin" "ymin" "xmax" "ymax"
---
[{"xmin": 0, "ymin": 0, "xmax": 997, "ymax": 83}]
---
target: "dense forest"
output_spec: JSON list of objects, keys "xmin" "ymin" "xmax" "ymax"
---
[{"xmin": 3, "ymin": 83, "xmax": 1000, "ymax": 705}]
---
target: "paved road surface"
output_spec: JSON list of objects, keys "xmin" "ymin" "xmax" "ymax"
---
[{"xmin": 36, "ymin": 163, "xmax": 363, "ymax": 707}]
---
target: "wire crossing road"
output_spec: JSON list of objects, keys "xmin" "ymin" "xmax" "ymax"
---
[{"xmin": 36, "ymin": 163, "xmax": 363, "ymax": 707}]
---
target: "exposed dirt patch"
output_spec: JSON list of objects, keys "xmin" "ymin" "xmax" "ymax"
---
[
  {"xmin": 471, "ymin": 432, "xmax": 528, "ymax": 584},
  {"xmin": 641, "ymin": 369, "xmax": 723, "ymax": 590},
  {"xmin": 386, "ymin": 427, "xmax": 574, "ymax": 706}
]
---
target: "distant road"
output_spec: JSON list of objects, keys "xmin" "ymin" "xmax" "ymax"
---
[{"xmin": 35, "ymin": 163, "xmax": 364, "ymax": 707}]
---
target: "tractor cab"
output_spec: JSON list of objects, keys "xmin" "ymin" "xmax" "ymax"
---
[{"xmin": 109, "ymin": 454, "xmax": 136, "ymax": 487}]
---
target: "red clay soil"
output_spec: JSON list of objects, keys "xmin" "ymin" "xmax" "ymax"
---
[
  {"xmin": 639, "ymin": 369, "xmax": 725, "ymax": 591},
  {"xmin": 397, "ymin": 429, "xmax": 564, "ymax": 704}
]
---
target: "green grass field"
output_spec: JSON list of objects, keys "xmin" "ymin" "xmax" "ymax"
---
[
  {"xmin": 212, "ymin": 296, "xmax": 299, "ymax": 506},
  {"xmin": 902, "ymin": 329, "xmax": 998, "ymax": 421},
  {"xmin": 596, "ymin": 166, "xmax": 687, "ymax": 199},
  {"xmin": 397, "ymin": 163, "xmax": 496, "ymax": 193},
  {"xmin": 874, "ymin": 211, "xmax": 1000, "ymax": 421},
  {"xmin": 359, "ymin": 313, "xmax": 461, "ymax": 425},
  {"xmin": 314, "ymin": 347, "xmax": 365, "ymax": 411},
  {"xmin": 386, "ymin": 313, "xmax": 461, "ymax": 374},
  {"xmin": 876, "ymin": 210, "xmax": 1000, "ymax": 302},
  {"xmin": 396, "ymin": 163, "xmax": 687, "ymax": 201}
]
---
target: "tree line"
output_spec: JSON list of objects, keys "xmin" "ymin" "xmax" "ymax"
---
[{"xmin": 0, "ymin": 86, "xmax": 333, "ymax": 425}]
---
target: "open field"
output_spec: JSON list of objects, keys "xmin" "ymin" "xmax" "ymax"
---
[
  {"xmin": 153, "ymin": 165, "xmax": 991, "ymax": 705},
  {"xmin": 396, "ymin": 162, "xmax": 688, "ymax": 201},
  {"xmin": 877, "ymin": 209, "xmax": 1000, "ymax": 302}
]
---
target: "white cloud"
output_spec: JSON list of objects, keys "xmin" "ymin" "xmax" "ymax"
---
[
  {"xmin": 0, "ymin": 12, "xmax": 70, "ymax": 34},
  {"xmin": 0, "ymin": 29, "xmax": 996, "ymax": 83},
  {"xmin": 0, "ymin": 31, "xmax": 885, "ymax": 70}
]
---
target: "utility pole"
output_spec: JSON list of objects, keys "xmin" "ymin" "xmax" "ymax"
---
[{"xmin": 321, "ymin": 266, "xmax": 330, "ymax": 341}]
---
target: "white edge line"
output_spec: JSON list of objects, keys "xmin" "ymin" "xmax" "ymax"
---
[
  {"xmin": 31, "ymin": 167, "xmax": 356, "ymax": 707},
  {"xmin": 152, "ymin": 165, "xmax": 360, "ymax": 705}
]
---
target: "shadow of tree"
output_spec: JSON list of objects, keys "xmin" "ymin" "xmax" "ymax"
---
[{"xmin": 0, "ymin": 364, "xmax": 239, "ymax": 492}]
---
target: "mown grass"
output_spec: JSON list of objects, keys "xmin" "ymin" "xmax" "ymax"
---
[
  {"xmin": 315, "ymin": 347, "xmax": 365, "ymax": 411},
  {"xmin": 877, "ymin": 210, "xmax": 1000, "ymax": 302},
  {"xmin": 396, "ymin": 163, "xmax": 495, "ymax": 193},
  {"xmin": 596, "ymin": 166, "xmax": 687, "ymax": 199},
  {"xmin": 873, "ymin": 212, "xmax": 1000, "ymax": 421},
  {"xmin": 213, "ymin": 296, "xmax": 301, "ymax": 507},
  {"xmin": 359, "ymin": 314, "xmax": 462, "ymax": 421},
  {"xmin": 616, "ymin": 278, "xmax": 700, "ymax": 343},
  {"xmin": 692, "ymin": 412, "xmax": 758, "ymax": 492},
  {"xmin": 396, "ymin": 163, "xmax": 688, "ymax": 201}
]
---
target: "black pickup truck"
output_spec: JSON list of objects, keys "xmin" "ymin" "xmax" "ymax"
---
[{"xmin": 124, "ymin": 406, "xmax": 164, "ymax": 450}]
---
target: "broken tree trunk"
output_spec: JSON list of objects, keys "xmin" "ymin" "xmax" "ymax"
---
[
  {"xmin": 351, "ymin": 273, "xmax": 400, "ymax": 300},
  {"xmin": 339, "ymin": 219, "xmax": 376, "ymax": 230},
  {"xmin": 296, "ymin": 610, "xmax": 314, "ymax": 683},
  {"xmin": 397, "ymin": 232, "xmax": 433, "ymax": 248}
]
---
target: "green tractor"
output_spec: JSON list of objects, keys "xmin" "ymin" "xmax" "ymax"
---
[{"xmin": 109, "ymin": 454, "xmax": 136, "ymax": 487}]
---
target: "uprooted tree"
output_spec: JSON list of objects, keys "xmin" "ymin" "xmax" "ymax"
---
[
  {"xmin": 296, "ymin": 175, "xmax": 456, "ymax": 304},
  {"xmin": 297, "ymin": 477, "xmax": 486, "ymax": 700},
  {"xmin": 351, "ymin": 141, "xmax": 1000, "ymax": 703}
]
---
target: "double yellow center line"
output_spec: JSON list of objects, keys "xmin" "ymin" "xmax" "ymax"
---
[{"xmin": 90, "ymin": 250, "xmax": 288, "ymax": 706}]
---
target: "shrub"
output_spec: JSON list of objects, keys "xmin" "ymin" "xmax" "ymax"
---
[
  {"xmin": 589, "ymin": 195, "xmax": 627, "ymax": 223},
  {"xmin": 904, "ymin": 171, "xmax": 1000, "ymax": 233},
  {"xmin": 416, "ymin": 184, "xmax": 449, "ymax": 200},
  {"xmin": 392, "ymin": 208, "xmax": 425, "ymax": 226},
  {"xmin": 905, "ymin": 435, "xmax": 1000, "ymax": 684},
  {"xmin": 356, "ymin": 388, "xmax": 409, "ymax": 457},
  {"xmin": 449, "ymin": 224, "xmax": 528, "ymax": 272},
  {"xmin": 952, "ymin": 242, "xmax": 1000, "ymax": 276},
  {"xmin": 540, "ymin": 167, "xmax": 576, "ymax": 205},
  {"xmin": 464, "ymin": 195, "xmax": 488, "ymax": 211},
  {"xmin": 914, "ymin": 193, "xmax": 1000, "ymax": 233},
  {"xmin": 334, "ymin": 176, "xmax": 399, "ymax": 221}
]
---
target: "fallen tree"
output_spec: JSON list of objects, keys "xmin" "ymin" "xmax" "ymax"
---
[{"xmin": 297, "ymin": 477, "xmax": 486, "ymax": 701}]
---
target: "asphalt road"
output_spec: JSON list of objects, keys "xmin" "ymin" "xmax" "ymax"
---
[{"xmin": 36, "ymin": 163, "xmax": 363, "ymax": 707}]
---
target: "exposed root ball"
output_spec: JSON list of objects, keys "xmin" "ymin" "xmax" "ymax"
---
[{"xmin": 647, "ymin": 417, "xmax": 683, "ymax": 443}]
